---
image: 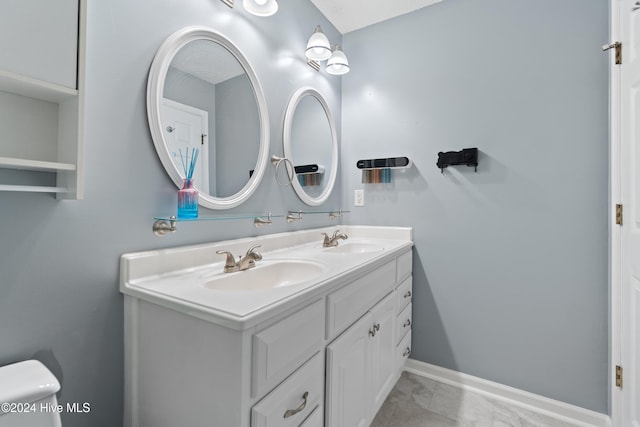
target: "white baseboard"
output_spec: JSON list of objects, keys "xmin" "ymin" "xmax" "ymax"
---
[{"xmin": 404, "ymin": 359, "xmax": 612, "ymax": 427}]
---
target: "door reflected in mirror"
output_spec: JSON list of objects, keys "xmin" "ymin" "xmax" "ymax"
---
[
  {"xmin": 284, "ymin": 88, "xmax": 338, "ymax": 206},
  {"xmin": 147, "ymin": 27, "xmax": 269, "ymax": 210}
]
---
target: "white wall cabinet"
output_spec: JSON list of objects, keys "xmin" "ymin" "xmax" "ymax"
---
[
  {"xmin": 124, "ymin": 247, "xmax": 412, "ymax": 427},
  {"xmin": 0, "ymin": 0, "xmax": 85, "ymax": 198},
  {"xmin": 0, "ymin": 0, "xmax": 78, "ymax": 88}
]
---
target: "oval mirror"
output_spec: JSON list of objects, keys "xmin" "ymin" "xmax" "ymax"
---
[
  {"xmin": 283, "ymin": 88, "xmax": 338, "ymax": 206},
  {"xmin": 147, "ymin": 26, "xmax": 269, "ymax": 210}
]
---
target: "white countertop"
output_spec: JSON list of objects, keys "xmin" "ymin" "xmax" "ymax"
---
[{"xmin": 120, "ymin": 225, "xmax": 413, "ymax": 329}]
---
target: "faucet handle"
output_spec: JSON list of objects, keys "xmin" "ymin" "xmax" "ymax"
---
[
  {"xmin": 246, "ymin": 244, "xmax": 263, "ymax": 260},
  {"xmin": 321, "ymin": 233, "xmax": 331, "ymax": 244},
  {"xmin": 216, "ymin": 250, "xmax": 237, "ymax": 268}
]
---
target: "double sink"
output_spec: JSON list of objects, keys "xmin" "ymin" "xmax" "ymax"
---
[{"xmin": 120, "ymin": 226, "xmax": 413, "ymax": 329}]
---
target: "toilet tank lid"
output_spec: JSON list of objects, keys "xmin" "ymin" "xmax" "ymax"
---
[{"xmin": 0, "ymin": 360, "xmax": 60, "ymax": 406}]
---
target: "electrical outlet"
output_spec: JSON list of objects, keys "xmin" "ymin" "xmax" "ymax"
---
[{"xmin": 354, "ymin": 189, "xmax": 364, "ymax": 206}]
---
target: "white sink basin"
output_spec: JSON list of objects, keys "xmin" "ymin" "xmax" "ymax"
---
[
  {"xmin": 202, "ymin": 260, "xmax": 326, "ymax": 292},
  {"xmin": 323, "ymin": 242, "xmax": 384, "ymax": 254}
]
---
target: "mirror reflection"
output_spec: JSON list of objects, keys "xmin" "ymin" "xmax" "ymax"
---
[
  {"xmin": 290, "ymin": 96, "xmax": 333, "ymax": 198},
  {"xmin": 284, "ymin": 88, "xmax": 338, "ymax": 206},
  {"xmin": 162, "ymin": 39, "xmax": 260, "ymax": 198}
]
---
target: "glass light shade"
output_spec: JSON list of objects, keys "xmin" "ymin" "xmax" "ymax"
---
[
  {"xmin": 305, "ymin": 26, "xmax": 332, "ymax": 61},
  {"xmin": 326, "ymin": 46, "xmax": 350, "ymax": 75},
  {"xmin": 242, "ymin": 0, "xmax": 278, "ymax": 16}
]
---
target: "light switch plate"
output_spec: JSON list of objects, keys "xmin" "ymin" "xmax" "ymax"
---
[{"xmin": 354, "ymin": 189, "xmax": 364, "ymax": 206}]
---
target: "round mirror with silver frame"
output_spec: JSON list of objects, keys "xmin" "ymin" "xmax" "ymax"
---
[
  {"xmin": 147, "ymin": 26, "xmax": 270, "ymax": 210},
  {"xmin": 283, "ymin": 87, "xmax": 338, "ymax": 206}
]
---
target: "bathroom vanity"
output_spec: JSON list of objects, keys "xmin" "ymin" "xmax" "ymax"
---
[{"xmin": 120, "ymin": 226, "xmax": 413, "ymax": 427}]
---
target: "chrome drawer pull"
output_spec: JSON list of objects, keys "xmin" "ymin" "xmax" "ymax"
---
[
  {"xmin": 403, "ymin": 347, "xmax": 411, "ymax": 357},
  {"xmin": 403, "ymin": 319, "xmax": 411, "ymax": 328},
  {"xmin": 283, "ymin": 391, "xmax": 308, "ymax": 418},
  {"xmin": 404, "ymin": 291, "xmax": 412, "ymax": 298}
]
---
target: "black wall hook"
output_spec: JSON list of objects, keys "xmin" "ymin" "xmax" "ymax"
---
[{"xmin": 437, "ymin": 148, "xmax": 478, "ymax": 173}]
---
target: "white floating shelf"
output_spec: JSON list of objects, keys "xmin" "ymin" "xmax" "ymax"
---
[
  {"xmin": 0, "ymin": 184, "xmax": 68, "ymax": 193},
  {"xmin": 0, "ymin": 69, "xmax": 77, "ymax": 103},
  {"xmin": 0, "ymin": 157, "xmax": 76, "ymax": 172}
]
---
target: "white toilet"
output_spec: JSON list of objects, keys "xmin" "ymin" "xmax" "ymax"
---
[{"xmin": 0, "ymin": 360, "xmax": 62, "ymax": 427}]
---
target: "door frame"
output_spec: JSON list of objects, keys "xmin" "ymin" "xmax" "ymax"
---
[{"xmin": 609, "ymin": 0, "xmax": 622, "ymax": 425}]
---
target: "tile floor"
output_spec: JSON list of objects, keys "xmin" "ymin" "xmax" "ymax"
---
[{"xmin": 371, "ymin": 372, "xmax": 583, "ymax": 427}]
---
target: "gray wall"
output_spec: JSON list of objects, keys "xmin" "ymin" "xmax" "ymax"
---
[
  {"xmin": 342, "ymin": 0, "xmax": 609, "ymax": 413},
  {"xmin": 0, "ymin": 0, "xmax": 611, "ymax": 424},
  {"xmin": 0, "ymin": 1, "xmax": 341, "ymax": 426},
  {"xmin": 216, "ymin": 74, "xmax": 260, "ymax": 196},
  {"xmin": 164, "ymin": 67, "xmax": 216, "ymax": 118}
]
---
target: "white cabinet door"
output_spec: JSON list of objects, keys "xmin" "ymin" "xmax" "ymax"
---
[
  {"xmin": 326, "ymin": 292, "xmax": 399, "ymax": 427},
  {"xmin": 370, "ymin": 293, "xmax": 397, "ymax": 415},
  {"xmin": 326, "ymin": 312, "xmax": 372, "ymax": 427},
  {"xmin": 0, "ymin": 0, "xmax": 78, "ymax": 88}
]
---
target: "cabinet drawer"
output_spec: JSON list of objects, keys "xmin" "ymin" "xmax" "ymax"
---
[
  {"xmin": 300, "ymin": 405, "xmax": 323, "ymax": 427},
  {"xmin": 397, "ymin": 330, "xmax": 412, "ymax": 370},
  {"xmin": 251, "ymin": 352, "xmax": 324, "ymax": 427},
  {"xmin": 396, "ymin": 303, "xmax": 412, "ymax": 345},
  {"xmin": 396, "ymin": 250, "xmax": 412, "ymax": 284},
  {"xmin": 395, "ymin": 276, "xmax": 412, "ymax": 314},
  {"xmin": 253, "ymin": 300, "xmax": 324, "ymax": 397},
  {"xmin": 326, "ymin": 260, "xmax": 396, "ymax": 340}
]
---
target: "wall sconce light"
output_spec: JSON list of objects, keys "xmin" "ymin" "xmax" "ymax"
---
[
  {"xmin": 243, "ymin": 0, "xmax": 278, "ymax": 16},
  {"xmin": 305, "ymin": 25, "xmax": 349, "ymax": 75},
  {"xmin": 326, "ymin": 45, "xmax": 349, "ymax": 75},
  {"xmin": 221, "ymin": 0, "xmax": 278, "ymax": 17},
  {"xmin": 305, "ymin": 26, "xmax": 332, "ymax": 61}
]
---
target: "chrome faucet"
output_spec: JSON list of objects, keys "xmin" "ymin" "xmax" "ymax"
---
[
  {"xmin": 216, "ymin": 244, "xmax": 263, "ymax": 273},
  {"xmin": 238, "ymin": 245, "xmax": 262, "ymax": 270},
  {"xmin": 322, "ymin": 230, "xmax": 348, "ymax": 247}
]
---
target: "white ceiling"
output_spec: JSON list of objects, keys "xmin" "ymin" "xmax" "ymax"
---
[
  {"xmin": 171, "ymin": 40, "xmax": 243, "ymax": 85},
  {"xmin": 310, "ymin": 0, "xmax": 442, "ymax": 34}
]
